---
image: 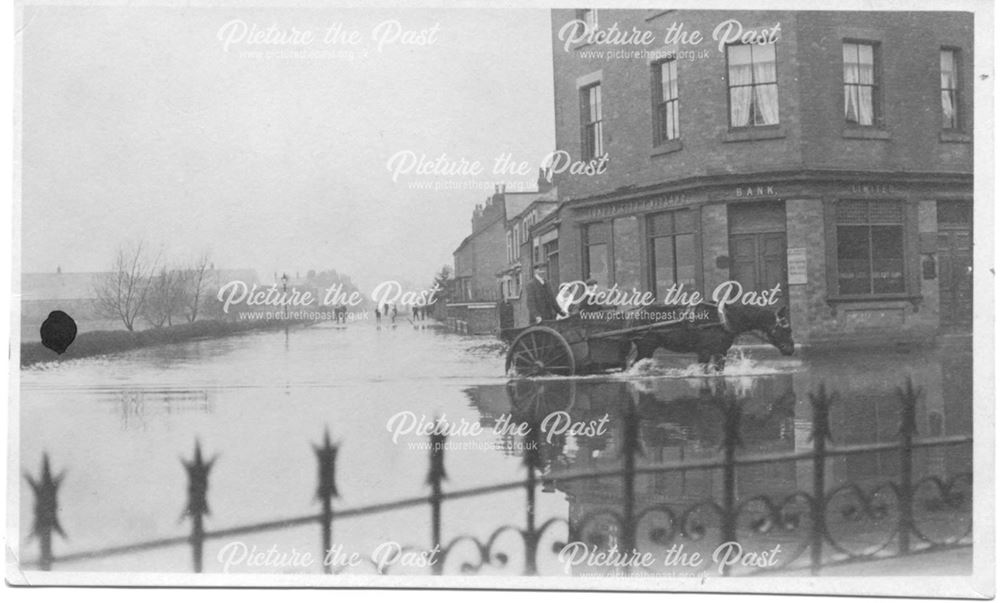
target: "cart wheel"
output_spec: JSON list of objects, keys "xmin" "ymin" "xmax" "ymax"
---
[
  {"xmin": 506, "ymin": 379, "xmax": 576, "ymax": 420},
  {"xmin": 505, "ymin": 326, "xmax": 576, "ymax": 377}
]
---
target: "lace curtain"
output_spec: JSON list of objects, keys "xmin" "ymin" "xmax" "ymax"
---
[
  {"xmin": 844, "ymin": 43, "xmax": 875, "ymax": 126},
  {"xmin": 728, "ymin": 44, "xmax": 778, "ymax": 127},
  {"xmin": 941, "ymin": 50, "xmax": 957, "ymax": 128}
]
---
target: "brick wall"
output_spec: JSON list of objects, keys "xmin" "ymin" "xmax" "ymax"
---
[{"xmin": 550, "ymin": 9, "xmax": 972, "ymax": 202}]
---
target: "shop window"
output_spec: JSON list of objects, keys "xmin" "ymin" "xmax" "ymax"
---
[
  {"xmin": 648, "ymin": 209, "xmax": 697, "ymax": 298},
  {"xmin": 583, "ymin": 222, "xmax": 610, "ymax": 287},
  {"xmin": 843, "ymin": 42, "xmax": 880, "ymax": 127},
  {"xmin": 834, "ymin": 200, "xmax": 905, "ymax": 295},
  {"xmin": 613, "ymin": 217, "xmax": 642, "ymax": 293},
  {"xmin": 726, "ymin": 43, "xmax": 779, "ymax": 128}
]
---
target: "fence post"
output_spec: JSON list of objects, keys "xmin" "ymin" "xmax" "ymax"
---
[
  {"xmin": 427, "ymin": 426, "xmax": 447, "ymax": 575},
  {"xmin": 522, "ymin": 418, "xmax": 543, "ymax": 575},
  {"xmin": 182, "ymin": 440, "xmax": 215, "ymax": 573},
  {"xmin": 25, "ymin": 454, "xmax": 65, "ymax": 571},
  {"xmin": 896, "ymin": 379, "xmax": 920, "ymax": 556},
  {"xmin": 808, "ymin": 383, "xmax": 835, "ymax": 575},
  {"xmin": 620, "ymin": 396, "xmax": 642, "ymax": 577},
  {"xmin": 314, "ymin": 429, "xmax": 339, "ymax": 574},
  {"xmin": 718, "ymin": 397, "xmax": 742, "ymax": 577}
]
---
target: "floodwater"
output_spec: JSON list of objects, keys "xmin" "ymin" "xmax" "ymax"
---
[{"xmin": 16, "ymin": 320, "xmax": 973, "ymax": 576}]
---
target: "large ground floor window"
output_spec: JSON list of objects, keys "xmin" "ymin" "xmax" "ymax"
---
[
  {"xmin": 583, "ymin": 222, "xmax": 610, "ymax": 287},
  {"xmin": 648, "ymin": 209, "xmax": 697, "ymax": 297},
  {"xmin": 834, "ymin": 200, "xmax": 905, "ymax": 295}
]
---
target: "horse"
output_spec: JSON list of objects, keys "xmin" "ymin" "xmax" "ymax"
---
[{"xmin": 628, "ymin": 302, "xmax": 794, "ymax": 372}]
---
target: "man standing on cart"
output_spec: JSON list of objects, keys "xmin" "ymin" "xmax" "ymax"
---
[{"xmin": 526, "ymin": 268, "xmax": 565, "ymax": 324}]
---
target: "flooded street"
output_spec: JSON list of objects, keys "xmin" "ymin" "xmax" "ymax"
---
[{"xmin": 17, "ymin": 322, "xmax": 973, "ymax": 576}]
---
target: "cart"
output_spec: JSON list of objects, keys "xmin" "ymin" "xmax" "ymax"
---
[{"xmin": 503, "ymin": 308, "xmax": 721, "ymax": 377}]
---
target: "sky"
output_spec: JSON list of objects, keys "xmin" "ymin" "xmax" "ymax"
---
[{"xmin": 19, "ymin": 6, "xmax": 556, "ymax": 292}]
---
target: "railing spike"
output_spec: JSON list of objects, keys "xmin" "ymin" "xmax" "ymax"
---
[
  {"xmin": 182, "ymin": 439, "xmax": 215, "ymax": 573},
  {"xmin": 25, "ymin": 453, "xmax": 65, "ymax": 570}
]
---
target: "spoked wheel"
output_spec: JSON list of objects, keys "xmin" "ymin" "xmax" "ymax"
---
[
  {"xmin": 506, "ymin": 379, "xmax": 577, "ymax": 420},
  {"xmin": 505, "ymin": 326, "xmax": 576, "ymax": 377}
]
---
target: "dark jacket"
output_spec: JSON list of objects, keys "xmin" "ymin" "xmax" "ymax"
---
[{"xmin": 526, "ymin": 276, "xmax": 562, "ymax": 322}]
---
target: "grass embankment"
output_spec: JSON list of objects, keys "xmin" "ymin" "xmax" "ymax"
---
[{"xmin": 20, "ymin": 318, "xmax": 308, "ymax": 367}]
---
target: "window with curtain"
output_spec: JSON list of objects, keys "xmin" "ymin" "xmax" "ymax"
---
[
  {"xmin": 843, "ymin": 42, "xmax": 879, "ymax": 126},
  {"xmin": 583, "ymin": 222, "xmax": 610, "ymax": 287},
  {"xmin": 654, "ymin": 59, "xmax": 680, "ymax": 144},
  {"xmin": 835, "ymin": 200, "xmax": 905, "ymax": 295},
  {"xmin": 648, "ymin": 209, "xmax": 697, "ymax": 298},
  {"xmin": 941, "ymin": 48, "xmax": 960, "ymax": 130},
  {"xmin": 580, "ymin": 83, "xmax": 604, "ymax": 160},
  {"xmin": 726, "ymin": 43, "xmax": 779, "ymax": 128}
]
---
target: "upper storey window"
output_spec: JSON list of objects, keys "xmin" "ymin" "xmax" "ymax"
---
[
  {"xmin": 843, "ymin": 42, "xmax": 880, "ymax": 127},
  {"xmin": 580, "ymin": 82, "xmax": 604, "ymax": 160},
  {"xmin": 726, "ymin": 43, "xmax": 779, "ymax": 128},
  {"xmin": 940, "ymin": 48, "xmax": 960, "ymax": 130}
]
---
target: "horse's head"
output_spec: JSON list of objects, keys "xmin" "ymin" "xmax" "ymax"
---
[{"xmin": 764, "ymin": 307, "xmax": 795, "ymax": 356}]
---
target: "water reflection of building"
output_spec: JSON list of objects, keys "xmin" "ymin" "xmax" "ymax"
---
[{"xmin": 463, "ymin": 347, "xmax": 972, "ymax": 572}]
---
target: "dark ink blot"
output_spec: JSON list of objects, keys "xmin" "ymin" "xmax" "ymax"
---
[{"xmin": 40, "ymin": 310, "xmax": 77, "ymax": 355}]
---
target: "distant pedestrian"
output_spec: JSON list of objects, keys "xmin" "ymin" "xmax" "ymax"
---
[
  {"xmin": 391, "ymin": 304, "xmax": 398, "ymax": 324},
  {"xmin": 375, "ymin": 307, "xmax": 381, "ymax": 325},
  {"xmin": 412, "ymin": 306, "xmax": 418, "ymax": 320}
]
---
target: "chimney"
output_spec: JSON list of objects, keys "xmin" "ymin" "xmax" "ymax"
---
[{"xmin": 537, "ymin": 167, "xmax": 552, "ymax": 193}]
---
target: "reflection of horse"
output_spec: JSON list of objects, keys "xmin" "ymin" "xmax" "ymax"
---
[{"xmin": 632, "ymin": 303, "xmax": 794, "ymax": 371}]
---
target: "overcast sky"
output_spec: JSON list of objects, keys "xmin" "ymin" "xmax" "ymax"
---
[{"xmin": 20, "ymin": 6, "xmax": 556, "ymax": 291}]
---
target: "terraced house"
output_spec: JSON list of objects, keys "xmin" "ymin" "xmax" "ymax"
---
[{"xmin": 546, "ymin": 9, "xmax": 973, "ymax": 344}]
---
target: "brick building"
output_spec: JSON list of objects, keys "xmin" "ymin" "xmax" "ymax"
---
[
  {"xmin": 546, "ymin": 9, "xmax": 973, "ymax": 344},
  {"xmin": 449, "ymin": 186, "xmax": 515, "ymax": 334},
  {"xmin": 498, "ymin": 174, "xmax": 559, "ymax": 330}
]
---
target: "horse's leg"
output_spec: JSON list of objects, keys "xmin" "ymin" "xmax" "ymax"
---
[
  {"xmin": 634, "ymin": 336, "xmax": 657, "ymax": 362},
  {"xmin": 712, "ymin": 354, "xmax": 726, "ymax": 373},
  {"xmin": 697, "ymin": 351, "xmax": 713, "ymax": 374},
  {"xmin": 622, "ymin": 342, "xmax": 639, "ymax": 371}
]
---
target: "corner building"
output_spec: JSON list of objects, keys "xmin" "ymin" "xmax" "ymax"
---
[{"xmin": 549, "ymin": 9, "xmax": 973, "ymax": 344}]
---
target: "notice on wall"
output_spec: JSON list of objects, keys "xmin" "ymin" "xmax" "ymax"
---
[{"xmin": 787, "ymin": 247, "xmax": 808, "ymax": 285}]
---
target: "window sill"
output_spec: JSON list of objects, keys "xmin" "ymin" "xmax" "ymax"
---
[
  {"xmin": 826, "ymin": 294, "xmax": 923, "ymax": 313},
  {"xmin": 651, "ymin": 139, "xmax": 683, "ymax": 157},
  {"xmin": 842, "ymin": 127, "xmax": 891, "ymax": 140},
  {"xmin": 940, "ymin": 130, "xmax": 971, "ymax": 143},
  {"xmin": 723, "ymin": 126, "xmax": 785, "ymax": 143}
]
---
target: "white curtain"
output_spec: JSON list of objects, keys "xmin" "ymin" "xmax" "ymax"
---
[
  {"xmin": 941, "ymin": 51, "xmax": 956, "ymax": 127},
  {"xmin": 728, "ymin": 45, "xmax": 753, "ymax": 127},
  {"xmin": 844, "ymin": 43, "xmax": 875, "ymax": 126},
  {"xmin": 753, "ymin": 44, "xmax": 779, "ymax": 125}
]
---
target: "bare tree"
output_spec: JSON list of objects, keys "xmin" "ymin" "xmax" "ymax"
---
[
  {"xmin": 181, "ymin": 253, "xmax": 211, "ymax": 323},
  {"xmin": 144, "ymin": 267, "xmax": 187, "ymax": 328},
  {"xmin": 94, "ymin": 243, "xmax": 156, "ymax": 331}
]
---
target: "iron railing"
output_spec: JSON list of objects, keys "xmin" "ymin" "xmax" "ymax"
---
[{"xmin": 21, "ymin": 379, "xmax": 973, "ymax": 576}]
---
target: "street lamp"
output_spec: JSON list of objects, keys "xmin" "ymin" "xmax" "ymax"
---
[{"xmin": 281, "ymin": 273, "xmax": 289, "ymax": 318}]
